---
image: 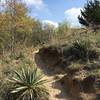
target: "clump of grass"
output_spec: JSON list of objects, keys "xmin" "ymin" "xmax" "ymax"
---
[
  {"xmin": 9, "ymin": 51, "xmax": 25, "ymax": 60},
  {"xmin": 69, "ymin": 39, "xmax": 90, "ymax": 61},
  {"xmin": 67, "ymin": 63, "xmax": 83, "ymax": 72},
  {"xmin": 89, "ymin": 69, "xmax": 100, "ymax": 77},
  {"xmin": 84, "ymin": 61, "xmax": 100, "ymax": 71},
  {"xmin": 62, "ymin": 39, "xmax": 99, "ymax": 61}
]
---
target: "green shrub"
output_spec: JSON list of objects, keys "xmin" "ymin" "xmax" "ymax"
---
[
  {"xmin": 31, "ymin": 31, "xmax": 51, "ymax": 46},
  {"xmin": 63, "ymin": 39, "xmax": 99, "ymax": 61},
  {"xmin": 70, "ymin": 40, "xmax": 90, "ymax": 61}
]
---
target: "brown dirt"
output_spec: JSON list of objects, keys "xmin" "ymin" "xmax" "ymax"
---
[{"xmin": 33, "ymin": 51, "xmax": 71, "ymax": 100}]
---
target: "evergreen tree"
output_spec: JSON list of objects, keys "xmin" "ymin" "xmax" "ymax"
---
[{"xmin": 78, "ymin": 0, "xmax": 100, "ymax": 30}]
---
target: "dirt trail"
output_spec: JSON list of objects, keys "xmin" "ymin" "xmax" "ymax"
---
[
  {"xmin": 33, "ymin": 51, "xmax": 71, "ymax": 100},
  {"xmin": 45, "ymin": 75, "xmax": 69, "ymax": 100}
]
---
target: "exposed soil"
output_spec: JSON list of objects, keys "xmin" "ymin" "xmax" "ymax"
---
[
  {"xmin": 33, "ymin": 49, "xmax": 100, "ymax": 100},
  {"xmin": 33, "ymin": 52, "xmax": 71, "ymax": 100}
]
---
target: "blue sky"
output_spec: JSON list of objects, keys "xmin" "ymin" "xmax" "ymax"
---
[
  {"xmin": 26, "ymin": 0, "xmax": 87, "ymax": 27},
  {"xmin": 1, "ymin": 0, "xmax": 87, "ymax": 27}
]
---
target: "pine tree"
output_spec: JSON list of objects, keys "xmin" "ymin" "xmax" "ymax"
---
[{"xmin": 78, "ymin": 0, "xmax": 100, "ymax": 30}]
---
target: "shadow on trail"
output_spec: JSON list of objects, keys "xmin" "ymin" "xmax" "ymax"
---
[
  {"xmin": 34, "ymin": 53, "xmax": 64, "ymax": 76},
  {"xmin": 52, "ymin": 79, "xmax": 69, "ymax": 100},
  {"xmin": 35, "ymin": 53, "xmax": 53, "ymax": 75}
]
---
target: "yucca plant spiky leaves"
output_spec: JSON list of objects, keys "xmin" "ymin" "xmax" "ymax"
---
[{"xmin": 8, "ymin": 67, "xmax": 49, "ymax": 100}]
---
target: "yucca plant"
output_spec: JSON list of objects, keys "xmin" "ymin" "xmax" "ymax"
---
[{"xmin": 8, "ymin": 67, "xmax": 49, "ymax": 100}]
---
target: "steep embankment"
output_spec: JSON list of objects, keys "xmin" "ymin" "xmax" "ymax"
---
[
  {"xmin": 33, "ymin": 51, "xmax": 71, "ymax": 100},
  {"xmin": 34, "ymin": 45, "xmax": 100, "ymax": 100}
]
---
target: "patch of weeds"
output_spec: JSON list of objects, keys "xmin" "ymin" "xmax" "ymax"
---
[
  {"xmin": 67, "ymin": 63, "xmax": 83, "ymax": 72},
  {"xmin": 84, "ymin": 61, "xmax": 100, "ymax": 71},
  {"xmin": 62, "ymin": 39, "xmax": 99, "ymax": 62},
  {"xmin": 9, "ymin": 51, "xmax": 25, "ymax": 60}
]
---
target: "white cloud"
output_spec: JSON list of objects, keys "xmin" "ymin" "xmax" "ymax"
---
[
  {"xmin": 43, "ymin": 20, "xmax": 58, "ymax": 28},
  {"xmin": 64, "ymin": 7, "xmax": 82, "ymax": 27},
  {"xmin": 24, "ymin": 0, "xmax": 46, "ymax": 10},
  {"xmin": 0, "ymin": 0, "xmax": 46, "ymax": 10}
]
